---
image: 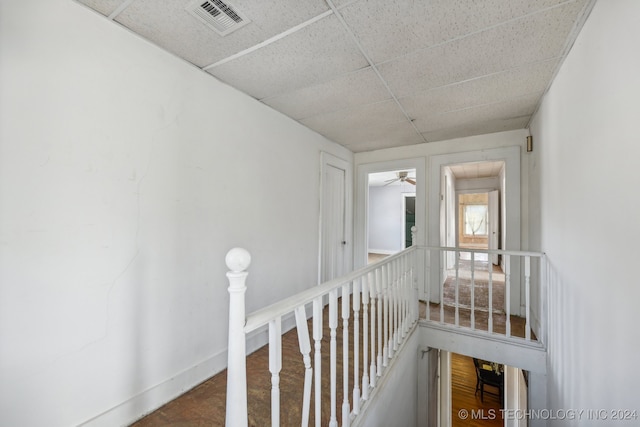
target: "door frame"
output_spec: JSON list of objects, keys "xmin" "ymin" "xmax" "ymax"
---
[
  {"xmin": 429, "ymin": 146, "xmax": 522, "ymax": 314},
  {"xmin": 354, "ymin": 158, "xmax": 426, "ymax": 269},
  {"xmin": 318, "ymin": 152, "xmax": 353, "ymax": 285}
]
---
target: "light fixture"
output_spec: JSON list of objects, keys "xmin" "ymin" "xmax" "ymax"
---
[{"xmin": 526, "ymin": 135, "xmax": 533, "ymax": 152}]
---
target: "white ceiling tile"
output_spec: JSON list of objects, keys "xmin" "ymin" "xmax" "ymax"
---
[
  {"xmin": 378, "ymin": 1, "xmax": 586, "ymax": 98},
  {"xmin": 422, "ymin": 117, "xmax": 529, "ymax": 143},
  {"xmin": 78, "ymin": 0, "xmax": 593, "ymax": 152},
  {"xmin": 344, "ymin": 127, "xmax": 423, "ymax": 153},
  {"xmin": 262, "ymin": 67, "xmax": 391, "ymax": 120},
  {"xmin": 400, "ymin": 59, "xmax": 557, "ymax": 118},
  {"xmin": 207, "ymin": 14, "xmax": 368, "ymax": 99},
  {"xmin": 339, "ymin": 121, "xmax": 424, "ymax": 149},
  {"xmin": 415, "ymin": 92, "xmax": 541, "ymax": 135},
  {"xmin": 300, "ymin": 100, "xmax": 421, "ymax": 147},
  {"xmin": 76, "ymin": 0, "xmax": 127, "ymax": 16},
  {"xmin": 114, "ymin": 0, "xmax": 331, "ymax": 67},
  {"xmin": 300, "ymin": 100, "xmax": 406, "ymax": 135},
  {"xmin": 340, "ymin": 0, "xmax": 574, "ymax": 64}
]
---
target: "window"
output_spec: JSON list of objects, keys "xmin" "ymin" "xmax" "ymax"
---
[{"xmin": 464, "ymin": 204, "xmax": 488, "ymax": 236}]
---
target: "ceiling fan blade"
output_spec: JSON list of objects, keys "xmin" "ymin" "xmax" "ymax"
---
[
  {"xmin": 406, "ymin": 178, "xmax": 416, "ymax": 185},
  {"xmin": 384, "ymin": 178, "xmax": 399, "ymax": 186}
]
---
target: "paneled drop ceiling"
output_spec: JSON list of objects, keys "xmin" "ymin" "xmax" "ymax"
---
[{"xmin": 76, "ymin": 0, "xmax": 595, "ymax": 152}]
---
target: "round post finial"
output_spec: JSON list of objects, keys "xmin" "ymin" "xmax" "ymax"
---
[{"xmin": 226, "ymin": 247, "xmax": 251, "ymax": 273}]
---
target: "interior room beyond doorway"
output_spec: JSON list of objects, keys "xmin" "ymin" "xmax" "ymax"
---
[{"xmin": 367, "ymin": 168, "xmax": 417, "ymax": 264}]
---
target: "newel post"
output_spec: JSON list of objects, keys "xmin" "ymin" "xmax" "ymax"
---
[
  {"xmin": 225, "ymin": 248, "xmax": 251, "ymax": 427},
  {"xmin": 411, "ymin": 226, "xmax": 417, "ymax": 246}
]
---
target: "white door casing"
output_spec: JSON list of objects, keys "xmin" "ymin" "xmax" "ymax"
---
[
  {"xmin": 429, "ymin": 147, "xmax": 521, "ymax": 314},
  {"xmin": 488, "ymin": 189, "xmax": 500, "ymax": 265}
]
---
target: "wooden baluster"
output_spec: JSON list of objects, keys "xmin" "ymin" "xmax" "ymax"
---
[
  {"xmin": 342, "ymin": 284, "xmax": 351, "ymax": 427},
  {"xmin": 393, "ymin": 258, "xmax": 400, "ymax": 349},
  {"xmin": 362, "ymin": 272, "xmax": 370, "ymax": 399},
  {"xmin": 525, "ymin": 256, "xmax": 531, "ymax": 341},
  {"xmin": 329, "ymin": 289, "xmax": 338, "ymax": 427},
  {"xmin": 382, "ymin": 263, "xmax": 389, "ymax": 367},
  {"xmin": 406, "ymin": 253, "xmax": 410, "ymax": 327},
  {"xmin": 294, "ymin": 306, "xmax": 312, "ymax": 427},
  {"xmin": 470, "ymin": 251, "xmax": 475, "ymax": 330},
  {"xmin": 224, "ymin": 248, "xmax": 251, "ymax": 427},
  {"xmin": 488, "ymin": 260, "xmax": 494, "ymax": 334},
  {"xmin": 398, "ymin": 256, "xmax": 408, "ymax": 341},
  {"xmin": 369, "ymin": 270, "xmax": 378, "ymax": 388},
  {"xmin": 312, "ymin": 297, "xmax": 323, "ymax": 427},
  {"xmin": 269, "ymin": 318, "xmax": 282, "ymax": 427},
  {"xmin": 388, "ymin": 260, "xmax": 396, "ymax": 358},
  {"xmin": 455, "ymin": 250, "xmax": 460, "ymax": 327},
  {"xmin": 376, "ymin": 267, "xmax": 383, "ymax": 376},
  {"xmin": 440, "ymin": 250, "xmax": 445, "ymax": 323},
  {"xmin": 353, "ymin": 277, "xmax": 361, "ymax": 414},
  {"xmin": 542, "ymin": 255, "xmax": 548, "ymax": 346},
  {"xmin": 505, "ymin": 254, "xmax": 511, "ymax": 338},
  {"xmin": 424, "ymin": 248, "xmax": 430, "ymax": 322}
]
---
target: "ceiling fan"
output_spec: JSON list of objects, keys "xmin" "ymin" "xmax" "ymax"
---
[{"xmin": 385, "ymin": 171, "xmax": 416, "ymax": 186}]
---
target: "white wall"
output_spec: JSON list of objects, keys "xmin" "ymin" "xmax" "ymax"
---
[
  {"xmin": 529, "ymin": 0, "xmax": 640, "ymax": 423},
  {"xmin": 0, "ymin": 1, "xmax": 352, "ymax": 426},
  {"xmin": 368, "ymin": 185, "xmax": 406, "ymax": 253},
  {"xmin": 355, "ymin": 328, "xmax": 419, "ymax": 427}
]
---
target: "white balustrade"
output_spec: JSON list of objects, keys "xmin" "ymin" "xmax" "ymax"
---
[
  {"xmin": 420, "ymin": 246, "xmax": 546, "ymax": 347},
  {"xmin": 223, "ymin": 244, "xmax": 543, "ymax": 426},
  {"xmin": 224, "ymin": 246, "xmax": 419, "ymax": 426}
]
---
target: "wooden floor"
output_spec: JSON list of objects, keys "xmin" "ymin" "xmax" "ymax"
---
[
  {"xmin": 131, "ymin": 324, "xmax": 509, "ymax": 427},
  {"xmin": 133, "ymin": 300, "xmax": 367, "ymax": 427},
  {"xmin": 451, "ymin": 352, "xmax": 504, "ymax": 427}
]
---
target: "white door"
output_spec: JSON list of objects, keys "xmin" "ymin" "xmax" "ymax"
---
[
  {"xmin": 488, "ymin": 190, "xmax": 500, "ymax": 265},
  {"xmin": 319, "ymin": 153, "xmax": 351, "ymax": 283}
]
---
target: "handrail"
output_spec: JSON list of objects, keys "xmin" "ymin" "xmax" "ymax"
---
[
  {"xmin": 244, "ymin": 245, "xmax": 418, "ymax": 333},
  {"xmin": 421, "ymin": 245, "xmax": 544, "ymax": 258}
]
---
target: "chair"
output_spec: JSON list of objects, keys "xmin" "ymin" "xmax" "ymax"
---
[{"xmin": 473, "ymin": 358, "xmax": 504, "ymax": 403}]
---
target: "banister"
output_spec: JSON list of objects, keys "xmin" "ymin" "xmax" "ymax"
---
[
  {"xmin": 422, "ymin": 245, "xmax": 544, "ymax": 258},
  {"xmin": 244, "ymin": 246, "xmax": 418, "ymax": 333}
]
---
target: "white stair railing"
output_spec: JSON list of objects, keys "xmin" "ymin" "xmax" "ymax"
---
[
  {"xmin": 224, "ymin": 246, "xmax": 419, "ymax": 426},
  {"xmin": 420, "ymin": 246, "xmax": 546, "ymax": 346}
]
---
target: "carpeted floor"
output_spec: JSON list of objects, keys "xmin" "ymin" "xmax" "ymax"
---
[{"xmin": 443, "ymin": 259, "xmax": 506, "ymax": 314}]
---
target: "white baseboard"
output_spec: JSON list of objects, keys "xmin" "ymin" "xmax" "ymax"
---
[
  {"xmin": 79, "ymin": 312, "xmax": 300, "ymax": 427},
  {"xmin": 78, "ymin": 351, "xmax": 228, "ymax": 427}
]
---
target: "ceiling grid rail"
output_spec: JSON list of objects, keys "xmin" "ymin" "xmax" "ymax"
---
[
  {"xmin": 324, "ymin": 0, "xmax": 428, "ymax": 144},
  {"xmin": 202, "ymin": 10, "xmax": 334, "ymax": 70},
  {"xmin": 108, "ymin": 0, "xmax": 137, "ymax": 20}
]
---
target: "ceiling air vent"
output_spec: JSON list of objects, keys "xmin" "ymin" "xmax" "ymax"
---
[{"xmin": 186, "ymin": 0, "xmax": 250, "ymax": 36}]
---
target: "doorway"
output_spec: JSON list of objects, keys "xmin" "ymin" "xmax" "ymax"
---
[
  {"xmin": 429, "ymin": 147, "xmax": 521, "ymax": 315},
  {"xmin": 366, "ymin": 169, "xmax": 416, "ymax": 263}
]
